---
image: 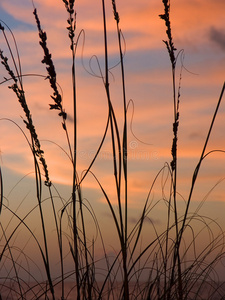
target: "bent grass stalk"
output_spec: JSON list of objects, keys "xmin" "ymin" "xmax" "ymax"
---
[{"xmin": 0, "ymin": 1, "xmax": 225, "ymax": 300}]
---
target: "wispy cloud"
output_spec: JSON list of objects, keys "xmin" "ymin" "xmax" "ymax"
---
[{"xmin": 209, "ymin": 27, "xmax": 225, "ymax": 51}]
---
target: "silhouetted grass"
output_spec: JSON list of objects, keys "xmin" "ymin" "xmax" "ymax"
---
[{"xmin": 0, "ymin": 0, "xmax": 225, "ymax": 299}]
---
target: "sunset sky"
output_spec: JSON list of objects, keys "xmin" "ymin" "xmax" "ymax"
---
[{"xmin": 1, "ymin": 0, "xmax": 225, "ymax": 281}]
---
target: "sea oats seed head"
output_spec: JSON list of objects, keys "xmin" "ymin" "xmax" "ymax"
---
[
  {"xmin": 112, "ymin": 0, "xmax": 120, "ymax": 23},
  {"xmin": 159, "ymin": 0, "xmax": 176, "ymax": 67}
]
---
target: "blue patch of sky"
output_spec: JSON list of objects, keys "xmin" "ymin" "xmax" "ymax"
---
[
  {"xmin": 0, "ymin": 6, "xmax": 35, "ymax": 31},
  {"xmin": 125, "ymin": 48, "xmax": 170, "ymax": 72}
]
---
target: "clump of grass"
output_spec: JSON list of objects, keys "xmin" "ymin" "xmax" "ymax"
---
[{"xmin": 0, "ymin": 0, "xmax": 225, "ymax": 300}]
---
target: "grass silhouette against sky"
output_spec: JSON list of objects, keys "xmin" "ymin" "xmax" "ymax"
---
[{"xmin": 1, "ymin": 0, "xmax": 225, "ymax": 299}]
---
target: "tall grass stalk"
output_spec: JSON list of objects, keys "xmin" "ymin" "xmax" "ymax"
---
[
  {"xmin": 159, "ymin": 1, "xmax": 183, "ymax": 298},
  {"xmin": 62, "ymin": 1, "xmax": 81, "ymax": 298}
]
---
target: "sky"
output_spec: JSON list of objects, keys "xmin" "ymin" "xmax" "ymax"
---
[{"xmin": 1, "ymin": 0, "xmax": 225, "ymax": 284}]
